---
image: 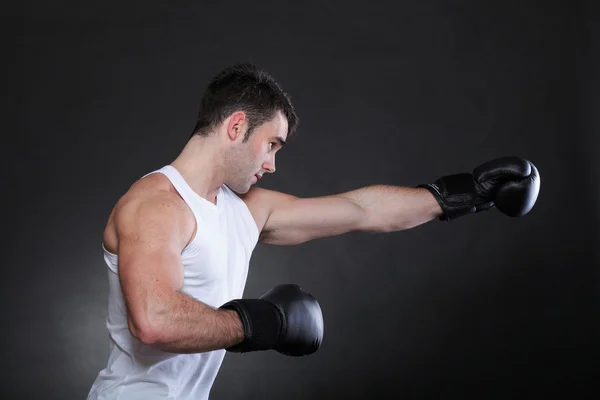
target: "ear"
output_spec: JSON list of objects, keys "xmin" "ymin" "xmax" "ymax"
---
[{"xmin": 226, "ymin": 111, "xmax": 247, "ymax": 142}]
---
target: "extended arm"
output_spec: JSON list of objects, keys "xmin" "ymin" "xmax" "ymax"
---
[
  {"xmin": 246, "ymin": 186, "xmax": 441, "ymax": 246},
  {"xmin": 340, "ymin": 185, "xmax": 442, "ymax": 232},
  {"xmin": 245, "ymin": 156, "xmax": 540, "ymax": 246}
]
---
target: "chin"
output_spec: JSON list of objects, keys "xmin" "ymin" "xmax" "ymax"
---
[{"xmin": 229, "ymin": 183, "xmax": 251, "ymax": 195}]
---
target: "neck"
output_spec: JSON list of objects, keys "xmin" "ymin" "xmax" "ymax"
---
[{"xmin": 170, "ymin": 135, "xmax": 226, "ymax": 205}]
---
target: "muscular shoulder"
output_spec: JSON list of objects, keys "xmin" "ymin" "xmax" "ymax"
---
[
  {"xmin": 104, "ymin": 173, "xmax": 195, "ymax": 253},
  {"xmin": 238, "ymin": 187, "xmax": 297, "ymax": 234}
]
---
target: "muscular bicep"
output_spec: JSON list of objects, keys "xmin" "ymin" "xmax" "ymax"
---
[
  {"xmin": 259, "ymin": 193, "xmax": 367, "ymax": 246},
  {"xmin": 114, "ymin": 192, "xmax": 195, "ymax": 335}
]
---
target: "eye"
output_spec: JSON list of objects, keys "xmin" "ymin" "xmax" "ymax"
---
[{"xmin": 269, "ymin": 142, "xmax": 276, "ymax": 151}]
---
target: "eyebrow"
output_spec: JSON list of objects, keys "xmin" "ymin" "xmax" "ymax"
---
[{"xmin": 272, "ymin": 136, "xmax": 287, "ymax": 147}]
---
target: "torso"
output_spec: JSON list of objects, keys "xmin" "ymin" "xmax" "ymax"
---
[{"xmin": 103, "ymin": 174, "xmax": 270, "ymax": 254}]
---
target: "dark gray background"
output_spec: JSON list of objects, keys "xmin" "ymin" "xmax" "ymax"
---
[{"xmin": 6, "ymin": 0, "xmax": 599, "ymax": 399}]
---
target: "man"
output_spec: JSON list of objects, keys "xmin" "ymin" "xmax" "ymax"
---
[{"xmin": 87, "ymin": 63, "xmax": 540, "ymax": 399}]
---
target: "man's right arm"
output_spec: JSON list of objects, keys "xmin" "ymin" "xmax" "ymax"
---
[{"xmin": 114, "ymin": 190, "xmax": 244, "ymax": 353}]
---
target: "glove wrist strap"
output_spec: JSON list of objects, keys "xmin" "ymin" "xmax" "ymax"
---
[
  {"xmin": 418, "ymin": 173, "xmax": 476, "ymax": 221},
  {"xmin": 219, "ymin": 299, "xmax": 283, "ymax": 353}
]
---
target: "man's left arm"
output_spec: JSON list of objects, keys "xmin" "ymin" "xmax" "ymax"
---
[
  {"xmin": 256, "ymin": 186, "xmax": 440, "ymax": 246},
  {"xmin": 248, "ymin": 156, "xmax": 540, "ymax": 246}
]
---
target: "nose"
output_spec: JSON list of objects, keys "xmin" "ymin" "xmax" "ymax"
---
[{"xmin": 262, "ymin": 154, "xmax": 276, "ymax": 174}]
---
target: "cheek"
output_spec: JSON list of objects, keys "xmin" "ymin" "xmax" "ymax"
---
[
  {"xmin": 252, "ymin": 141, "xmax": 265, "ymax": 155},
  {"xmin": 258, "ymin": 144, "xmax": 270, "ymax": 158}
]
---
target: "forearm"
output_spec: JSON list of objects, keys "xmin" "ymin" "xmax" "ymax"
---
[
  {"xmin": 342, "ymin": 185, "xmax": 442, "ymax": 232},
  {"xmin": 137, "ymin": 291, "xmax": 244, "ymax": 354}
]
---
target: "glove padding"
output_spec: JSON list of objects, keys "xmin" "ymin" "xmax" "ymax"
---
[
  {"xmin": 419, "ymin": 156, "xmax": 540, "ymax": 221},
  {"xmin": 219, "ymin": 284, "xmax": 324, "ymax": 357}
]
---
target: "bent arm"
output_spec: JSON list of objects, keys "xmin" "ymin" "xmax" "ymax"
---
[
  {"xmin": 133, "ymin": 290, "xmax": 244, "ymax": 354},
  {"xmin": 115, "ymin": 192, "xmax": 244, "ymax": 353},
  {"xmin": 253, "ymin": 185, "xmax": 442, "ymax": 246}
]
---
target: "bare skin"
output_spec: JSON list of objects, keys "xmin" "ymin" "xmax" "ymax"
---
[{"xmin": 103, "ymin": 110, "xmax": 442, "ymax": 353}]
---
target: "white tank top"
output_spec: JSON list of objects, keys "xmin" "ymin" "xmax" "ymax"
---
[{"xmin": 88, "ymin": 165, "xmax": 260, "ymax": 400}]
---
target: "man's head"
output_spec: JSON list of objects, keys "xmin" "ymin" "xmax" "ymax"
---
[
  {"xmin": 191, "ymin": 62, "xmax": 298, "ymax": 142},
  {"xmin": 191, "ymin": 63, "xmax": 298, "ymax": 194}
]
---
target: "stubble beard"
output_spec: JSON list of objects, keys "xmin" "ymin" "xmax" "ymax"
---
[{"xmin": 223, "ymin": 143, "xmax": 256, "ymax": 194}]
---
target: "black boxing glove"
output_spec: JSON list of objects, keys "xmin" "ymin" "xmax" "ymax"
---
[
  {"xmin": 418, "ymin": 156, "xmax": 540, "ymax": 221},
  {"xmin": 219, "ymin": 284, "xmax": 324, "ymax": 357}
]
